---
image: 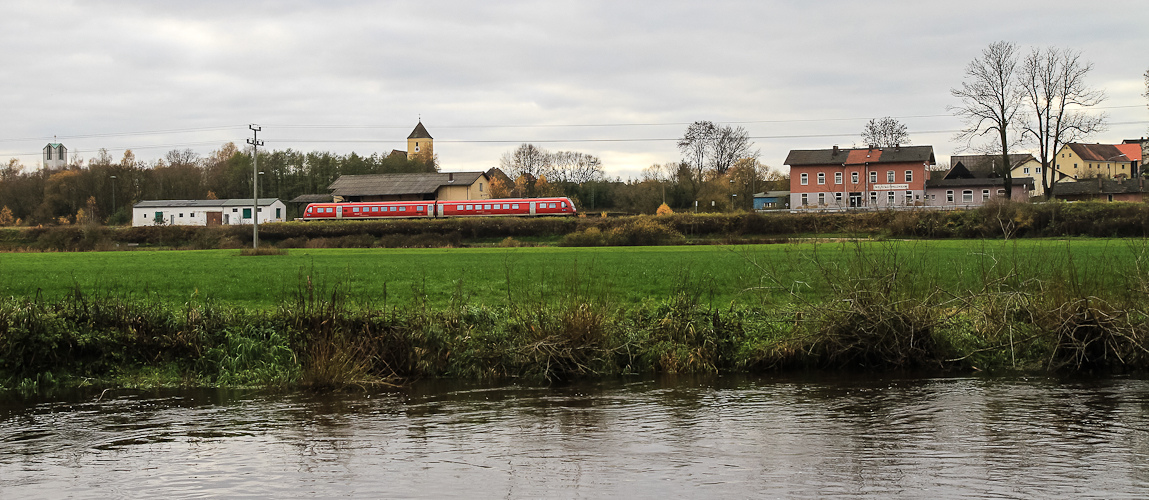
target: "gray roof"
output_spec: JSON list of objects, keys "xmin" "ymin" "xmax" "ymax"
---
[
  {"xmin": 328, "ymin": 172, "xmax": 485, "ymax": 197},
  {"xmin": 134, "ymin": 198, "xmax": 281, "ymax": 208},
  {"xmin": 785, "ymin": 145, "xmax": 935, "ymax": 166},
  {"xmin": 1052, "ymin": 178, "xmax": 1147, "ymax": 196},
  {"xmin": 407, "ymin": 122, "xmax": 432, "ymax": 140},
  {"xmin": 950, "ymin": 154, "xmax": 1036, "ymax": 176},
  {"xmin": 754, "ymin": 191, "xmax": 790, "ymax": 198},
  {"xmin": 289, "ymin": 194, "xmax": 334, "ymax": 204}
]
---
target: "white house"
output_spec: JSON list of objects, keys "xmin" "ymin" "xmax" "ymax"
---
[{"xmin": 132, "ymin": 199, "xmax": 287, "ymax": 227}]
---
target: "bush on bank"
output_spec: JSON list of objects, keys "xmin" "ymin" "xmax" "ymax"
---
[{"xmin": 4, "ymin": 201, "xmax": 1149, "ymax": 251}]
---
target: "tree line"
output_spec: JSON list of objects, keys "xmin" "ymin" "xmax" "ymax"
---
[{"xmin": 0, "ymin": 145, "xmax": 435, "ymax": 225}]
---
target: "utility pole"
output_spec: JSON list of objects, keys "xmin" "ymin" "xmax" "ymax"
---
[
  {"xmin": 247, "ymin": 124, "xmax": 263, "ymax": 249},
  {"xmin": 109, "ymin": 175, "xmax": 117, "ymax": 223}
]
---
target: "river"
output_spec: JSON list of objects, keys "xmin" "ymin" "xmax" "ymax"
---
[{"xmin": 2, "ymin": 374, "xmax": 1147, "ymax": 499}]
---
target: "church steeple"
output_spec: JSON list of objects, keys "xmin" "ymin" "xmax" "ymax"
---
[{"xmin": 406, "ymin": 121, "xmax": 433, "ymax": 164}]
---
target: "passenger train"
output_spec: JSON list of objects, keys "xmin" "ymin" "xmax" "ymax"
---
[{"xmin": 301, "ymin": 197, "xmax": 576, "ymax": 221}]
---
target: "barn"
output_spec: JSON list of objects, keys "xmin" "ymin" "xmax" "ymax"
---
[
  {"xmin": 132, "ymin": 199, "xmax": 287, "ymax": 227},
  {"xmin": 292, "ymin": 171, "xmax": 492, "ymax": 205}
]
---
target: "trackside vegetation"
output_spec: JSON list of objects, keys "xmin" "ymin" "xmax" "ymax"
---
[{"xmin": 3, "ymin": 238, "xmax": 1149, "ymax": 391}]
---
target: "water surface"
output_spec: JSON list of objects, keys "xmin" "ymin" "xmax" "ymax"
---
[{"xmin": 2, "ymin": 375, "xmax": 1147, "ymax": 498}]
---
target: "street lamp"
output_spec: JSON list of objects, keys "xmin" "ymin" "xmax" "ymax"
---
[{"xmin": 109, "ymin": 175, "xmax": 117, "ymax": 224}]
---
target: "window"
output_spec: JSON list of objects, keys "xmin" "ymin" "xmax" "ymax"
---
[
  {"xmin": 479, "ymin": 183, "xmax": 484, "ymax": 192},
  {"xmin": 257, "ymin": 208, "xmax": 261, "ymax": 213},
  {"xmin": 1036, "ymin": 167, "xmax": 1042, "ymax": 173},
  {"xmin": 275, "ymin": 208, "xmax": 281, "ymax": 218},
  {"xmin": 962, "ymin": 190, "xmax": 973, "ymax": 203},
  {"xmin": 869, "ymin": 192, "xmax": 877, "ymax": 204},
  {"xmin": 353, "ymin": 207, "xmax": 360, "ymax": 213},
  {"xmin": 801, "ymin": 193, "xmax": 808, "ymax": 206},
  {"xmin": 997, "ymin": 189, "xmax": 1005, "ymax": 195},
  {"xmin": 869, "ymin": 172, "xmax": 877, "ymax": 183},
  {"xmin": 306, "ymin": 207, "xmax": 313, "ymax": 214},
  {"xmin": 232, "ymin": 208, "xmax": 238, "ymax": 212},
  {"xmin": 550, "ymin": 203, "xmax": 556, "ymax": 208},
  {"xmin": 400, "ymin": 206, "xmax": 406, "ymax": 211},
  {"xmin": 817, "ymin": 172, "xmax": 825, "ymax": 185},
  {"xmin": 905, "ymin": 170, "xmax": 913, "ymax": 182},
  {"xmin": 390, "ymin": 206, "xmax": 396, "ymax": 211},
  {"xmin": 484, "ymin": 204, "xmax": 491, "ymax": 210},
  {"xmin": 190, "ymin": 212, "xmax": 195, "ymax": 217},
  {"xmin": 835, "ymin": 172, "xmax": 843, "ymax": 184},
  {"xmin": 835, "ymin": 192, "xmax": 843, "ymax": 204},
  {"xmin": 887, "ymin": 171, "xmax": 895, "ymax": 182},
  {"xmin": 800, "ymin": 173, "xmax": 808, "ymax": 185},
  {"xmin": 887, "ymin": 191, "xmax": 894, "ymax": 204},
  {"xmin": 818, "ymin": 193, "xmax": 825, "ymax": 205},
  {"xmin": 946, "ymin": 190, "xmax": 954, "ymax": 203},
  {"xmin": 466, "ymin": 205, "xmax": 473, "ymax": 210},
  {"xmin": 243, "ymin": 208, "xmax": 252, "ymax": 218},
  {"xmin": 1023, "ymin": 167, "xmax": 1030, "ymax": 174},
  {"xmin": 512, "ymin": 204, "xmax": 519, "ymax": 209},
  {"xmin": 560, "ymin": 202, "xmax": 566, "ymax": 208},
  {"xmin": 905, "ymin": 191, "xmax": 912, "ymax": 203},
  {"xmin": 503, "ymin": 204, "xmax": 510, "ymax": 209},
  {"xmin": 178, "ymin": 213, "xmax": 183, "ymax": 218},
  {"xmin": 982, "ymin": 189, "xmax": 990, "ymax": 200},
  {"xmin": 414, "ymin": 142, "xmax": 420, "ymax": 152},
  {"xmin": 417, "ymin": 205, "xmax": 424, "ymax": 211},
  {"xmin": 851, "ymin": 172, "xmax": 859, "ymax": 183}
]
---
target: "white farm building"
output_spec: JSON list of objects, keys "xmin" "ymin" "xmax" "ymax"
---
[{"xmin": 132, "ymin": 199, "xmax": 287, "ymax": 227}]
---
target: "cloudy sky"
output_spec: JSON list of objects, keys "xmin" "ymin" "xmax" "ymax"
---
[{"xmin": 2, "ymin": 0, "xmax": 1146, "ymax": 179}]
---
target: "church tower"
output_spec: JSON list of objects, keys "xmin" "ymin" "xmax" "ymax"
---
[
  {"xmin": 406, "ymin": 121, "xmax": 433, "ymax": 164},
  {"xmin": 42, "ymin": 142, "xmax": 67, "ymax": 168}
]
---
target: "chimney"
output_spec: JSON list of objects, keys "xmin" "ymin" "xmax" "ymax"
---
[
  {"xmin": 832, "ymin": 145, "xmax": 839, "ymax": 155},
  {"xmin": 448, "ymin": 173, "xmax": 454, "ymax": 183}
]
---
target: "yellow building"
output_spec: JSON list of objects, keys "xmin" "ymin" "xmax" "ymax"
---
[
  {"xmin": 1054, "ymin": 143, "xmax": 1140, "ymax": 180},
  {"xmin": 407, "ymin": 121, "xmax": 434, "ymax": 164}
]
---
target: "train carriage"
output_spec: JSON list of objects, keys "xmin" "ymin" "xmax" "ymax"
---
[{"xmin": 301, "ymin": 197, "xmax": 575, "ymax": 221}]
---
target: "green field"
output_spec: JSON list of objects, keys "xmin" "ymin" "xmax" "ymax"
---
[{"xmin": 1, "ymin": 239, "xmax": 1143, "ymax": 309}]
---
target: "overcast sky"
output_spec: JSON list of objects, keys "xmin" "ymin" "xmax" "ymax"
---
[{"xmin": 2, "ymin": 0, "xmax": 1147, "ymax": 179}]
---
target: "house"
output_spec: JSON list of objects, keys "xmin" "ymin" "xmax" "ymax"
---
[
  {"xmin": 313, "ymin": 171, "xmax": 492, "ymax": 203},
  {"xmin": 785, "ymin": 145, "xmax": 935, "ymax": 210},
  {"xmin": 924, "ymin": 162, "xmax": 1033, "ymax": 207},
  {"xmin": 949, "ymin": 153, "xmax": 1066, "ymax": 197},
  {"xmin": 1053, "ymin": 143, "xmax": 1140, "ymax": 180},
  {"xmin": 753, "ymin": 191, "xmax": 790, "ymax": 210},
  {"xmin": 132, "ymin": 199, "xmax": 287, "ymax": 227},
  {"xmin": 42, "ymin": 143, "xmax": 67, "ymax": 169},
  {"xmin": 1051, "ymin": 177, "xmax": 1149, "ymax": 202}
]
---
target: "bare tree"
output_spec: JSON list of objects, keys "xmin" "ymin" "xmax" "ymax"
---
[
  {"xmin": 1144, "ymin": 68, "xmax": 1149, "ymax": 134},
  {"xmin": 677, "ymin": 121, "xmax": 717, "ymax": 179},
  {"xmin": 550, "ymin": 151, "xmax": 604, "ymax": 183},
  {"xmin": 164, "ymin": 148, "xmax": 201, "ymax": 168},
  {"xmin": 1020, "ymin": 47, "xmax": 1106, "ymax": 199},
  {"xmin": 950, "ymin": 41, "xmax": 1023, "ymax": 199},
  {"xmin": 710, "ymin": 125, "xmax": 758, "ymax": 175},
  {"xmin": 498, "ymin": 144, "xmax": 551, "ymax": 181},
  {"xmin": 861, "ymin": 116, "xmax": 910, "ymax": 147},
  {"xmin": 677, "ymin": 121, "xmax": 758, "ymax": 177}
]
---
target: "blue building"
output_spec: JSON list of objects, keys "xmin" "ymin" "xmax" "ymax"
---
[{"xmin": 753, "ymin": 191, "xmax": 790, "ymax": 210}]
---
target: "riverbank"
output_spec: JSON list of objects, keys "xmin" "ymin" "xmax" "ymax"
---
[{"xmin": 2, "ymin": 239, "xmax": 1147, "ymax": 391}]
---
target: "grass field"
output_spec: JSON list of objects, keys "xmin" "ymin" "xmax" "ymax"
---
[{"xmin": 0, "ymin": 238, "xmax": 1144, "ymax": 309}]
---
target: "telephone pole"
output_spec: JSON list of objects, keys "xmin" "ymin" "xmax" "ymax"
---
[{"xmin": 247, "ymin": 124, "xmax": 263, "ymax": 249}]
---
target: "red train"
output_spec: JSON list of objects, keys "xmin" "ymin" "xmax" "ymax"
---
[{"xmin": 300, "ymin": 197, "xmax": 576, "ymax": 221}]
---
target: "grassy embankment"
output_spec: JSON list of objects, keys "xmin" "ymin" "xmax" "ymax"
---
[{"xmin": 2, "ymin": 239, "xmax": 1148, "ymax": 391}]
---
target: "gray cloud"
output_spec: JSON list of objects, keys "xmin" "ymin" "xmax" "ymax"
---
[{"xmin": 2, "ymin": 0, "xmax": 1146, "ymax": 179}]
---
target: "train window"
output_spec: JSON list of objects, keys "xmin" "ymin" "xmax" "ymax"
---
[
  {"xmin": 306, "ymin": 207, "xmax": 312, "ymax": 213},
  {"xmin": 417, "ymin": 205, "xmax": 424, "ymax": 211},
  {"xmin": 353, "ymin": 207, "xmax": 359, "ymax": 212},
  {"xmin": 549, "ymin": 203, "xmax": 556, "ymax": 208},
  {"xmin": 484, "ymin": 204, "xmax": 491, "ymax": 210},
  {"xmin": 390, "ymin": 206, "xmax": 396, "ymax": 212},
  {"xmin": 503, "ymin": 204, "xmax": 509, "ymax": 209},
  {"xmin": 561, "ymin": 202, "xmax": 566, "ymax": 208},
  {"xmin": 512, "ymin": 204, "xmax": 519, "ymax": 209},
  {"xmin": 466, "ymin": 205, "xmax": 473, "ymax": 210},
  {"xmin": 400, "ymin": 206, "xmax": 406, "ymax": 211}
]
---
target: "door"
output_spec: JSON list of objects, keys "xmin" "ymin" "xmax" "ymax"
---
[
  {"xmin": 529, "ymin": 202, "xmax": 536, "ymax": 215},
  {"xmin": 206, "ymin": 212, "xmax": 222, "ymax": 226},
  {"xmin": 223, "ymin": 214, "xmax": 230, "ymax": 224},
  {"xmin": 848, "ymin": 192, "xmax": 862, "ymax": 208},
  {"xmin": 336, "ymin": 206, "xmax": 343, "ymax": 219}
]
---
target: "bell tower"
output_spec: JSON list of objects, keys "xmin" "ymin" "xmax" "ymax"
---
[{"xmin": 407, "ymin": 121, "xmax": 433, "ymax": 164}]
